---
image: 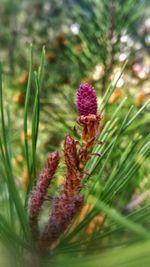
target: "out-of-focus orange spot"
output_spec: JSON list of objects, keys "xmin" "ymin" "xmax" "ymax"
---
[
  {"xmin": 79, "ymin": 204, "xmax": 92, "ymax": 220},
  {"xmin": 22, "ymin": 168, "xmax": 29, "ymax": 192},
  {"xmin": 136, "ymin": 91, "xmax": 149, "ymax": 105},
  {"xmin": 12, "ymin": 155, "xmax": 24, "ymax": 167},
  {"xmin": 78, "ymin": 204, "xmax": 105, "ymax": 237},
  {"xmin": 21, "ymin": 130, "xmax": 32, "ymax": 142},
  {"xmin": 18, "ymin": 71, "xmax": 28, "ymax": 85},
  {"xmin": 46, "ymin": 52, "xmax": 57, "ymax": 63},
  {"xmin": 85, "ymin": 214, "xmax": 105, "ymax": 236},
  {"xmin": 13, "ymin": 92, "xmax": 25, "ymax": 105},
  {"xmin": 109, "ymin": 88, "xmax": 122, "ymax": 104}
]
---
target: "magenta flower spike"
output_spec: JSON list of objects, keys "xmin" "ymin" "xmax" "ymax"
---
[{"xmin": 76, "ymin": 83, "xmax": 98, "ymax": 116}]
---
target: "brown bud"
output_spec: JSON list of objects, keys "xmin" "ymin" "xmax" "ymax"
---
[
  {"xmin": 39, "ymin": 193, "xmax": 84, "ymax": 247},
  {"xmin": 64, "ymin": 135, "xmax": 78, "ymax": 170},
  {"xmin": 28, "ymin": 151, "xmax": 59, "ymax": 240}
]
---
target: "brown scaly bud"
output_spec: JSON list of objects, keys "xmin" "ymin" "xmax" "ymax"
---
[
  {"xmin": 64, "ymin": 135, "xmax": 83, "ymax": 194},
  {"xmin": 64, "ymin": 135, "xmax": 78, "ymax": 171},
  {"xmin": 77, "ymin": 114, "xmax": 101, "ymax": 168},
  {"xmin": 28, "ymin": 151, "xmax": 59, "ymax": 240},
  {"xmin": 64, "ymin": 169, "xmax": 83, "ymax": 197},
  {"xmin": 77, "ymin": 114, "xmax": 101, "ymax": 148},
  {"xmin": 38, "ymin": 193, "xmax": 84, "ymax": 248},
  {"xmin": 38, "ymin": 136, "xmax": 84, "ymax": 247}
]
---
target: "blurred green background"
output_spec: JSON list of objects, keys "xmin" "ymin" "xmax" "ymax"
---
[
  {"xmin": 1, "ymin": 0, "xmax": 149, "ymax": 180},
  {"xmin": 0, "ymin": 0, "xmax": 150, "ymax": 266}
]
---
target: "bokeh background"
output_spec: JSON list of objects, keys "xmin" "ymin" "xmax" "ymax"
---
[
  {"xmin": 1, "ymin": 0, "xmax": 149, "ymax": 181},
  {"xmin": 0, "ymin": 1, "xmax": 150, "ymax": 265}
]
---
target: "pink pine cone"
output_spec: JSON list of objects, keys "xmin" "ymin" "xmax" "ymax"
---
[{"xmin": 76, "ymin": 83, "xmax": 98, "ymax": 116}]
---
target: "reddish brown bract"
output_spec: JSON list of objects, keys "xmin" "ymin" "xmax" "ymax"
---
[
  {"xmin": 77, "ymin": 114, "xmax": 101, "ymax": 147},
  {"xmin": 28, "ymin": 151, "xmax": 59, "ymax": 239},
  {"xmin": 64, "ymin": 135, "xmax": 78, "ymax": 171},
  {"xmin": 39, "ymin": 193, "xmax": 84, "ymax": 247},
  {"xmin": 77, "ymin": 114, "xmax": 101, "ymax": 168},
  {"xmin": 39, "ymin": 135, "xmax": 84, "ymax": 247}
]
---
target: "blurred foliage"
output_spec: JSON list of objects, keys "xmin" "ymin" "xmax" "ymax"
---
[{"xmin": 0, "ymin": 0, "xmax": 150, "ymax": 266}]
